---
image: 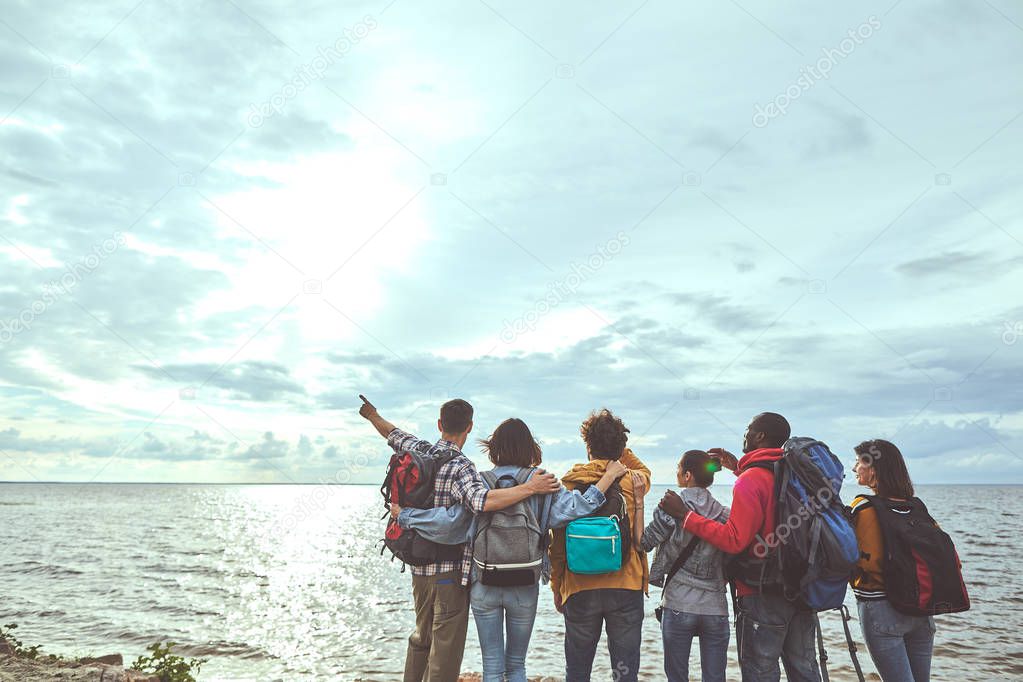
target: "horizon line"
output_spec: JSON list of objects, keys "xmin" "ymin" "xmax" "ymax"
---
[{"xmin": 1, "ymin": 480, "xmax": 1019, "ymax": 486}]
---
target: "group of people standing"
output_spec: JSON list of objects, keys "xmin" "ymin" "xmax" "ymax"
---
[{"xmin": 359, "ymin": 397, "xmax": 956, "ymax": 682}]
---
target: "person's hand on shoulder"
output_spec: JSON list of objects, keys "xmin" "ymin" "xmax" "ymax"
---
[
  {"xmin": 658, "ymin": 489, "xmax": 689, "ymax": 522},
  {"xmin": 630, "ymin": 470, "xmax": 647, "ymax": 498},
  {"xmin": 605, "ymin": 460, "xmax": 628, "ymax": 480},
  {"xmin": 525, "ymin": 470, "xmax": 561, "ymax": 494}
]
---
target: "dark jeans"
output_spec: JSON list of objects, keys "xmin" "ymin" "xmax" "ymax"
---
[
  {"xmin": 736, "ymin": 593, "xmax": 821, "ymax": 682},
  {"xmin": 563, "ymin": 588, "xmax": 644, "ymax": 682},
  {"xmin": 660, "ymin": 608, "xmax": 730, "ymax": 682},
  {"xmin": 858, "ymin": 600, "xmax": 934, "ymax": 682}
]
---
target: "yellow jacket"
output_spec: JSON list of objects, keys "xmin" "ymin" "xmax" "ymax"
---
[
  {"xmin": 849, "ymin": 495, "xmax": 886, "ymax": 599},
  {"xmin": 549, "ymin": 448, "xmax": 651, "ymax": 604}
]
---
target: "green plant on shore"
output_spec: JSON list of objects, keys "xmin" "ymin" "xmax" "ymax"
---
[
  {"xmin": 131, "ymin": 641, "xmax": 207, "ymax": 682},
  {"xmin": 0, "ymin": 623, "xmax": 54, "ymax": 661}
]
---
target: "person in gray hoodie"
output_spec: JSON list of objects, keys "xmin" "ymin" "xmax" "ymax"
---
[{"xmin": 641, "ymin": 449, "xmax": 730, "ymax": 682}]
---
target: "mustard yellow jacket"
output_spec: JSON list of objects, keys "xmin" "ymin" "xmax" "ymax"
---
[{"xmin": 549, "ymin": 448, "xmax": 651, "ymax": 604}]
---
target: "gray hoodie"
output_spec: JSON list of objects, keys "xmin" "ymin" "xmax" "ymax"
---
[{"xmin": 642, "ymin": 487, "xmax": 730, "ymax": 616}]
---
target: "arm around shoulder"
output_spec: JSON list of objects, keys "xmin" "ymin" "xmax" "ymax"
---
[
  {"xmin": 684, "ymin": 472, "xmax": 766, "ymax": 554},
  {"xmin": 620, "ymin": 448, "xmax": 651, "ymax": 489},
  {"xmin": 547, "ymin": 484, "xmax": 606, "ymax": 529},
  {"xmin": 397, "ymin": 505, "xmax": 473, "ymax": 545},
  {"xmin": 639, "ymin": 507, "xmax": 676, "ymax": 553}
]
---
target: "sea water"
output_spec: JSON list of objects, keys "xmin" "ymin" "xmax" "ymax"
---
[{"xmin": 1, "ymin": 483, "xmax": 1018, "ymax": 681}]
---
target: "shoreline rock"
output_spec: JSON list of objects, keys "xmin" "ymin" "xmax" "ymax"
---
[{"xmin": 0, "ymin": 650, "xmax": 161, "ymax": 682}]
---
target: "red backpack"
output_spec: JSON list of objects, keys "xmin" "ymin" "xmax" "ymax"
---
[
  {"xmin": 380, "ymin": 449, "xmax": 464, "ymax": 567},
  {"xmin": 867, "ymin": 496, "xmax": 970, "ymax": 616}
]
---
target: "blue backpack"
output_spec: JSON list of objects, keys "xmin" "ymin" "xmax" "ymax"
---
[
  {"xmin": 565, "ymin": 480, "xmax": 630, "ymax": 575},
  {"xmin": 731, "ymin": 437, "xmax": 859, "ymax": 611}
]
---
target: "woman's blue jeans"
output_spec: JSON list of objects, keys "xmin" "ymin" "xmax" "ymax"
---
[
  {"xmin": 661, "ymin": 608, "xmax": 730, "ymax": 682},
  {"xmin": 470, "ymin": 581, "xmax": 539, "ymax": 682},
  {"xmin": 858, "ymin": 599, "xmax": 935, "ymax": 682}
]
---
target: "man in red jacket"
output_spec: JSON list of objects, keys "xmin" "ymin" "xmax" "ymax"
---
[{"xmin": 659, "ymin": 412, "xmax": 822, "ymax": 682}]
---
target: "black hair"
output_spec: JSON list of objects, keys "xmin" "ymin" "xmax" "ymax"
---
[
  {"xmin": 751, "ymin": 412, "xmax": 791, "ymax": 448},
  {"xmin": 681, "ymin": 449, "xmax": 715, "ymax": 488}
]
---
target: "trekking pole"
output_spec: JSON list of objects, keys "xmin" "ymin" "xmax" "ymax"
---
[
  {"xmin": 814, "ymin": 613, "xmax": 830, "ymax": 682},
  {"xmin": 839, "ymin": 605, "xmax": 866, "ymax": 682}
]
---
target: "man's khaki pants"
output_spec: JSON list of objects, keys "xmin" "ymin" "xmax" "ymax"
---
[{"xmin": 404, "ymin": 570, "xmax": 470, "ymax": 682}]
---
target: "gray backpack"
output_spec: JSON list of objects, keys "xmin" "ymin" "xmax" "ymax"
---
[{"xmin": 472, "ymin": 468, "xmax": 547, "ymax": 586}]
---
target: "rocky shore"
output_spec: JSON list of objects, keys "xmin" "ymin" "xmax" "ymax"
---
[
  {"xmin": 0, "ymin": 641, "xmax": 161, "ymax": 682},
  {"xmin": 1, "ymin": 645, "xmax": 562, "ymax": 682},
  {"xmin": 2, "ymin": 639, "xmax": 559, "ymax": 681}
]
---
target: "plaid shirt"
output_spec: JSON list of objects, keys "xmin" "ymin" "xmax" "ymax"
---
[{"xmin": 387, "ymin": 428, "xmax": 489, "ymax": 585}]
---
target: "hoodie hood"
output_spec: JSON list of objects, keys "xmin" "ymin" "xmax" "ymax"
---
[
  {"xmin": 562, "ymin": 459, "xmax": 611, "ymax": 485},
  {"xmin": 737, "ymin": 447, "xmax": 783, "ymax": 474},
  {"xmin": 562, "ymin": 458, "xmax": 644, "ymax": 498},
  {"xmin": 679, "ymin": 486, "xmax": 727, "ymax": 522}
]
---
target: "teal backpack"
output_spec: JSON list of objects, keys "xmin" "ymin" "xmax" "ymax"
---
[{"xmin": 565, "ymin": 480, "xmax": 630, "ymax": 575}]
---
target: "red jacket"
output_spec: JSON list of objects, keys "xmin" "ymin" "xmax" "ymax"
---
[{"xmin": 683, "ymin": 447, "xmax": 782, "ymax": 596}]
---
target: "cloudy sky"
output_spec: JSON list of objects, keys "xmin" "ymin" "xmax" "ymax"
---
[{"xmin": 1, "ymin": 0, "xmax": 1021, "ymax": 484}]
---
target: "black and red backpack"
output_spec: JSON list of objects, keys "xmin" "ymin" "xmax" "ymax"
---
[
  {"xmin": 867, "ymin": 495, "xmax": 970, "ymax": 616},
  {"xmin": 380, "ymin": 449, "xmax": 464, "ymax": 567}
]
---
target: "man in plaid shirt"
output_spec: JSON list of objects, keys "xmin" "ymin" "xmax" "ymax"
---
[{"xmin": 360, "ymin": 396, "xmax": 559, "ymax": 682}]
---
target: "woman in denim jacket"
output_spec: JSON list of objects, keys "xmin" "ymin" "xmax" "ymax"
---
[
  {"xmin": 641, "ymin": 450, "xmax": 730, "ymax": 682},
  {"xmin": 398, "ymin": 418, "xmax": 626, "ymax": 682}
]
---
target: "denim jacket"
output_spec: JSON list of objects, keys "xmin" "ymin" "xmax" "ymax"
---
[
  {"xmin": 642, "ymin": 487, "xmax": 730, "ymax": 613},
  {"xmin": 398, "ymin": 465, "xmax": 606, "ymax": 583}
]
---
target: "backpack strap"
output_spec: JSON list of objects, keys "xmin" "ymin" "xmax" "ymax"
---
[
  {"xmin": 662, "ymin": 496, "xmax": 700, "ymax": 585},
  {"xmin": 743, "ymin": 460, "xmax": 781, "ymax": 500},
  {"xmin": 520, "ymin": 467, "xmax": 555, "ymax": 530},
  {"xmin": 481, "ymin": 470, "xmax": 499, "ymax": 489},
  {"xmin": 815, "ymin": 612, "xmax": 830, "ymax": 682},
  {"xmin": 512, "ymin": 466, "xmax": 536, "ymax": 486},
  {"xmin": 381, "ymin": 452, "xmax": 398, "ymax": 506},
  {"xmin": 728, "ymin": 459, "xmax": 784, "ymax": 593},
  {"xmin": 664, "ymin": 535, "xmax": 701, "ymax": 588},
  {"xmin": 481, "ymin": 470, "xmax": 520, "ymax": 490},
  {"xmin": 909, "ymin": 496, "xmax": 939, "ymax": 525},
  {"xmin": 534, "ymin": 470, "xmax": 556, "ymax": 557},
  {"xmin": 838, "ymin": 604, "xmax": 867, "ymax": 682},
  {"xmin": 865, "ymin": 494, "xmax": 929, "ymax": 525}
]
